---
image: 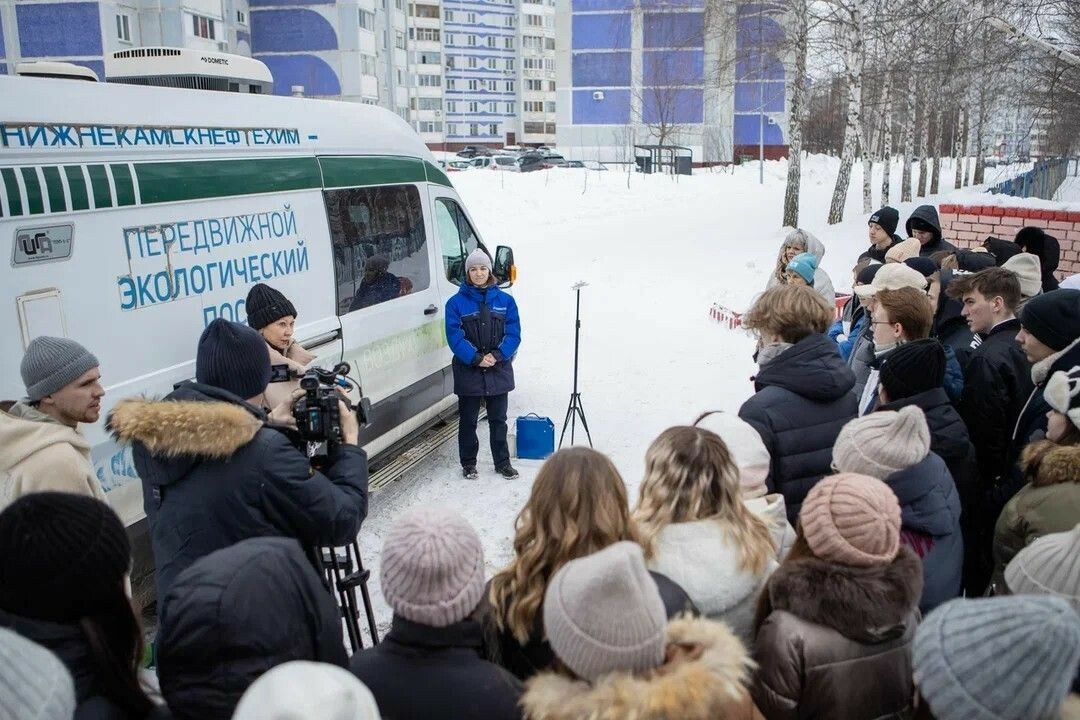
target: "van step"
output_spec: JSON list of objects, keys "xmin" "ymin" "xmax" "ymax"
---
[{"xmin": 369, "ymin": 417, "xmax": 460, "ymax": 491}]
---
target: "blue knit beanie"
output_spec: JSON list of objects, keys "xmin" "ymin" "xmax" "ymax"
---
[
  {"xmin": 196, "ymin": 319, "xmax": 272, "ymax": 400},
  {"xmin": 786, "ymin": 252, "xmax": 817, "ymax": 286}
]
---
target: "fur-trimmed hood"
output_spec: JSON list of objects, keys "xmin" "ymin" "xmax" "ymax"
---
[
  {"xmin": 107, "ymin": 383, "xmax": 264, "ymax": 486},
  {"xmin": 1032, "ymin": 337, "xmax": 1080, "ymax": 385},
  {"xmin": 763, "ymin": 547, "xmax": 923, "ymax": 644},
  {"xmin": 1021, "ymin": 441, "xmax": 1080, "ymax": 487},
  {"xmin": 521, "ymin": 616, "xmax": 761, "ymax": 720}
]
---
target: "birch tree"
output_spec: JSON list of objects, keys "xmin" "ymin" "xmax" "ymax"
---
[
  {"xmin": 783, "ymin": 0, "xmax": 810, "ymax": 226},
  {"xmin": 826, "ymin": 0, "xmax": 865, "ymax": 224}
]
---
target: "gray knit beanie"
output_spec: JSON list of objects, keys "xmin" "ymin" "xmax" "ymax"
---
[
  {"xmin": 1004, "ymin": 525, "xmax": 1080, "ymax": 612},
  {"xmin": 380, "ymin": 506, "xmax": 484, "ymax": 627},
  {"xmin": 465, "ymin": 248, "xmax": 492, "ymax": 273},
  {"xmin": 20, "ymin": 336, "xmax": 99, "ymax": 402},
  {"xmin": 543, "ymin": 541, "xmax": 667, "ymax": 682},
  {"xmin": 832, "ymin": 406, "xmax": 931, "ymax": 479},
  {"xmin": 0, "ymin": 626, "xmax": 76, "ymax": 720},
  {"xmin": 914, "ymin": 596, "xmax": 1080, "ymax": 720}
]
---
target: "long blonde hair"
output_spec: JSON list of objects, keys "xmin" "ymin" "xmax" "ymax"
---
[
  {"xmin": 634, "ymin": 426, "xmax": 775, "ymax": 575},
  {"xmin": 488, "ymin": 447, "xmax": 639, "ymax": 644}
]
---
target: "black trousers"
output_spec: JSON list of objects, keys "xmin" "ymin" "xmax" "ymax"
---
[{"xmin": 458, "ymin": 393, "xmax": 510, "ymax": 469}]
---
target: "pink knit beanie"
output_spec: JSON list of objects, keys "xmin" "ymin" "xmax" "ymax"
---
[
  {"xmin": 380, "ymin": 506, "xmax": 485, "ymax": 627},
  {"xmin": 799, "ymin": 473, "xmax": 901, "ymax": 567}
]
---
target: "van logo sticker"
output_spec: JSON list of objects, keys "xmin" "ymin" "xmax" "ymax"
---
[
  {"xmin": 0, "ymin": 124, "xmax": 302, "ymax": 150},
  {"xmin": 11, "ymin": 223, "xmax": 73, "ymax": 266}
]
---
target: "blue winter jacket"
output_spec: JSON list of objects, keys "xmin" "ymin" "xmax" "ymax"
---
[
  {"xmin": 884, "ymin": 452, "xmax": 963, "ymax": 612},
  {"xmin": 446, "ymin": 282, "xmax": 521, "ymax": 397}
]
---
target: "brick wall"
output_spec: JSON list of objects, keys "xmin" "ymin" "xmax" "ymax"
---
[{"xmin": 938, "ymin": 203, "xmax": 1080, "ymax": 279}]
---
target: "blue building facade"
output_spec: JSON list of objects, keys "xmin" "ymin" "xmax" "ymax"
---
[
  {"xmin": 556, "ymin": 0, "xmax": 788, "ymax": 163},
  {"xmin": 442, "ymin": 0, "xmax": 518, "ymax": 145}
]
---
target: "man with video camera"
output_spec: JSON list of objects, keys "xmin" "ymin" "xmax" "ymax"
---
[{"xmin": 108, "ymin": 319, "xmax": 368, "ymax": 608}]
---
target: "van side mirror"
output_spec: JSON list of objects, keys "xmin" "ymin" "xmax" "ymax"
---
[{"xmin": 493, "ymin": 245, "xmax": 515, "ymax": 286}]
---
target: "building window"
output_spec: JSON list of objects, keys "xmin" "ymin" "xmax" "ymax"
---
[
  {"xmin": 448, "ymin": 123, "xmax": 458, "ymax": 135},
  {"xmin": 523, "ymin": 35, "xmax": 541, "ymax": 50},
  {"xmin": 506, "ymin": 58, "xmax": 515, "ymax": 71},
  {"xmin": 506, "ymin": 80, "xmax": 515, "ymax": 92},
  {"xmin": 397, "ymin": 68, "xmax": 407, "ymax": 84},
  {"xmin": 548, "ymin": 80, "xmax": 555, "ymax": 91},
  {"xmin": 469, "ymin": 123, "xmax": 479, "ymax": 136},
  {"xmin": 526, "ymin": 14, "xmax": 542, "ymax": 26},
  {"xmin": 358, "ymin": 9, "xmax": 374, "ymax": 29},
  {"xmin": 506, "ymin": 102, "xmax": 514, "ymax": 113},
  {"xmin": 444, "ymin": 9, "xmax": 454, "ymax": 21},
  {"xmin": 410, "ymin": 3, "xmax": 439, "ymax": 17},
  {"xmin": 361, "ymin": 54, "xmax": 377, "ymax": 75},
  {"xmin": 544, "ymin": 58, "xmax": 555, "ymax": 71},
  {"xmin": 468, "ymin": 101, "xmax": 478, "ymax": 112},
  {"xmin": 116, "ymin": 13, "xmax": 131, "ymax": 42},
  {"xmin": 544, "ymin": 37, "xmax": 555, "ymax": 50},
  {"xmin": 489, "ymin": 123, "xmax": 499, "ymax": 135},
  {"xmin": 395, "ymin": 31, "xmax": 406, "ymax": 49},
  {"xmin": 504, "ymin": 37, "xmax": 514, "ymax": 50},
  {"xmin": 524, "ymin": 100, "xmax": 543, "ymax": 112},
  {"xmin": 415, "ymin": 27, "xmax": 440, "ymax": 41},
  {"xmin": 412, "ymin": 50, "xmax": 441, "ymax": 64},
  {"xmin": 447, "ymin": 101, "xmax": 457, "ymax": 112},
  {"xmin": 467, "ymin": 56, "xmax": 478, "ymax": 68},
  {"xmin": 418, "ymin": 121, "xmax": 443, "ymax": 133},
  {"xmin": 468, "ymin": 79, "xmax": 478, "ymax": 90},
  {"xmin": 467, "ymin": 12, "xmax": 476, "ymax": 22},
  {"xmin": 488, "ymin": 79, "xmax": 498, "ymax": 91},
  {"xmin": 447, "ymin": 78, "xmax": 457, "ymax": 90},
  {"xmin": 325, "ymin": 185, "xmax": 429, "ymax": 314},
  {"xmin": 524, "ymin": 121, "xmax": 544, "ymax": 133},
  {"xmin": 527, "ymin": 79, "xmax": 542, "ymax": 91},
  {"xmin": 395, "ymin": 0, "xmax": 404, "ymax": 10},
  {"xmin": 192, "ymin": 14, "xmax": 216, "ymax": 39},
  {"xmin": 416, "ymin": 73, "xmax": 442, "ymax": 87},
  {"xmin": 504, "ymin": 15, "xmax": 515, "ymax": 27},
  {"xmin": 487, "ymin": 57, "xmax": 497, "ymax": 69},
  {"xmin": 545, "ymin": 101, "xmax": 556, "ymax": 112},
  {"xmin": 235, "ymin": 10, "xmax": 246, "ymax": 25},
  {"xmin": 487, "ymin": 36, "xmax": 496, "ymax": 48},
  {"xmin": 411, "ymin": 97, "xmax": 443, "ymax": 111},
  {"xmin": 467, "ymin": 34, "xmax": 477, "ymax": 46}
]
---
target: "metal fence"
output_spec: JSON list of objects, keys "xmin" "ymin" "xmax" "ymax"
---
[{"xmin": 989, "ymin": 158, "xmax": 1073, "ymax": 199}]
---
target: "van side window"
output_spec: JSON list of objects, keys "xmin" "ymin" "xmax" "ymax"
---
[
  {"xmin": 324, "ymin": 185, "xmax": 430, "ymax": 315},
  {"xmin": 435, "ymin": 198, "xmax": 479, "ymax": 285}
]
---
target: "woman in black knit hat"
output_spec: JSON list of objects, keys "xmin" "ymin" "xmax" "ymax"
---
[
  {"xmin": 0, "ymin": 493, "xmax": 168, "ymax": 719},
  {"xmin": 245, "ymin": 282, "xmax": 315, "ymax": 410}
]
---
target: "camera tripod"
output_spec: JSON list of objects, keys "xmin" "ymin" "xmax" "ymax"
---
[
  {"xmin": 314, "ymin": 541, "xmax": 380, "ymax": 653},
  {"xmin": 559, "ymin": 281, "xmax": 593, "ymax": 448}
]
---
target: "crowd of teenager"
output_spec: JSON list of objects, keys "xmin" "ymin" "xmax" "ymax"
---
[{"xmin": 2, "ymin": 214, "xmax": 1080, "ymax": 719}]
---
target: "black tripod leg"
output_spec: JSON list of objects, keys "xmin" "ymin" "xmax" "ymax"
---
[
  {"xmin": 559, "ymin": 398, "xmax": 577, "ymax": 448},
  {"xmin": 327, "ymin": 548, "xmax": 362, "ymax": 653},
  {"xmin": 573, "ymin": 396, "xmax": 593, "ymax": 447},
  {"xmin": 350, "ymin": 543, "xmax": 380, "ymax": 645}
]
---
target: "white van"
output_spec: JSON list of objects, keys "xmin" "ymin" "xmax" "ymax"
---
[{"xmin": 0, "ymin": 75, "xmax": 514, "ymax": 543}]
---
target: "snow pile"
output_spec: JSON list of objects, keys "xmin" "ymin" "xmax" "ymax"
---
[{"xmin": 354, "ymin": 153, "xmax": 1028, "ymax": 639}]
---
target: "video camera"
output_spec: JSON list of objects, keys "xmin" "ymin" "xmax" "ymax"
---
[{"xmin": 269, "ymin": 361, "xmax": 371, "ymax": 450}]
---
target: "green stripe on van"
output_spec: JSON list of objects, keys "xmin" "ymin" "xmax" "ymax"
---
[
  {"xmin": 20, "ymin": 167, "xmax": 45, "ymax": 215},
  {"xmin": 41, "ymin": 166, "xmax": 67, "ymax": 213},
  {"xmin": 135, "ymin": 157, "xmax": 322, "ymax": 204},
  {"xmin": 87, "ymin": 164, "xmax": 113, "ymax": 208},
  {"xmin": 1, "ymin": 169, "xmax": 22, "ymax": 215},
  {"xmin": 110, "ymin": 164, "xmax": 136, "ymax": 206},
  {"xmin": 424, "ymin": 161, "xmax": 452, "ymax": 188},
  {"xmin": 64, "ymin": 166, "xmax": 90, "ymax": 211},
  {"xmin": 319, "ymin": 156, "xmax": 427, "ymax": 188}
]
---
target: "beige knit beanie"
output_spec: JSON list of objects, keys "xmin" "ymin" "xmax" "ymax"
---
[
  {"xmin": 800, "ymin": 473, "xmax": 902, "ymax": 567},
  {"xmin": 1005, "ymin": 525, "xmax": 1080, "ymax": 612},
  {"xmin": 1002, "ymin": 253, "xmax": 1043, "ymax": 299},
  {"xmin": 380, "ymin": 506, "xmax": 485, "ymax": 627},
  {"xmin": 885, "ymin": 238, "xmax": 922, "ymax": 264},
  {"xmin": 832, "ymin": 406, "xmax": 931, "ymax": 479}
]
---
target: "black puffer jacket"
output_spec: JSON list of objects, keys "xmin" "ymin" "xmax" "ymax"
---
[
  {"xmin": 157, "ymin": 537, "xmax": 348, "ymax": 720},
  {"xmin": 847, "ymin": 318, "xmax": 876, "ymax": 401},
  {"xmin": 0, "ymin": 610, "xmax": 170, "ymax": 720},
  {"xmin": 884, "ymin": 453, "xmax": 963, "ymax": 612},
  {"xmin": 906, "ymin": 205, "xmax": 958, "ymax": 257},
  {"xmin": 860, "ymin": 235, "xmax": 904, "ymax": 263},
  {"xmin": 351, "ymin": 616, "xmax": 523, "ymax": 720},
  {"xmin": 482, "ymin": 571, "xmax": 697, "ymax": 681},
  {"xmin": 740, "ymin": 334, "xmax": 859, "ymax": 523},
  {"xmin": 957, "ymin": 319, "xmax": 1034, "ymax": 491},
  {"xmin": 107, "ymin": 383, "xmax": 368, "ymax": 604},
  {"xmin": 880, "ymin": 388, "xmax": 977, "ymax": 509}
]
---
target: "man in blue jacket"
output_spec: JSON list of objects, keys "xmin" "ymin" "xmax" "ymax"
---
[{"xmin": 446, "ymin": 249, "xmax": 522, "ymax": 479}]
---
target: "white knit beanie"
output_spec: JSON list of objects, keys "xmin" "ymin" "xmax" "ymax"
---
[
  {"xmin": 543, "ymin": 542, "xmax": 667, "ymax": 682},
  {"xmin": 1005, "ymin": 525, "xmax": 1080, "ymax": 612},
  {"xmin": 1044, "ymin": 366, "xmax": 1080, "ymax": 431},
  {"xmin": 1002, "ymin": 253, "xmax": 1043, "ymax": 299},
  {"xmin": 232, "ymin": 661, "xmax": 381, "ymax": 720},
  {"xmin": 380, "ymin": 506, "xmax": 485, "ymax": 627},
  {"xmin": 832, "ymin": 405, "xmax": 931, "ymax": 478},
  {"xmin": 0, "ymin": 626, "xmax": 76, "ymax": 720}
]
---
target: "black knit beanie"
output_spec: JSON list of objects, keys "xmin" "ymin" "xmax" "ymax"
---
[
  {"xmin": 1020, "ymin": 289, "xmax": 1080, "ymax": 352},
  {"xmin": 0, "ymin": 493, "xmax": 130, "ymax": 622},
  {"xmin": 244, "ymin": 283, "xmax": 297, "ymax": 331},
  {"xmin": 879, "ymin": 339, "xmax": 946, "ymax": 401},
  {"xmin": 856, "ymin": 263, "xmax": 882, "ymax": 286},
  {"xmin": 904, "ymin": 257, "xmax": 939, "ymax": 278},
  {"xmin": 869, "ymin": 206, "xmax": 900, "ymax": 237},
  {"xmin": 196, "ymin": 319, "xmax": 272, "ymax": 400}
]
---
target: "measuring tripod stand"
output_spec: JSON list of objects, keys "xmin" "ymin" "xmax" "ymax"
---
[
  {"xmin": 315, "ymin": 541, "xmax": 380, "ymax": 653},
  {"xmin": 560, "ymin": 281, "xmax": 593, "ymax": 448}
]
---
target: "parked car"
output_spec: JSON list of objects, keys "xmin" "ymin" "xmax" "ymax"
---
[
  {"xmin": 446, "ymin": 160, "xmax": 472, "ymax": 172},
  {"xmin": 456, "ymin": 145, "xmax": 493, "ymax": 159},
  {"xmin": 491, "ymin": 155, "xmax": 520, "ymax": 172},
  {"xmin": 517, "ymin": 153, "xmax": 552, "ymax": 173},
  {"xmin": 583, "ymin": 160, "xmax": 609, "ymax": 171}
]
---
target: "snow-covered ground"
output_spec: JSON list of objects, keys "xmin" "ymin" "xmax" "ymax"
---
[{"xmin": 354, "ymin": 154, "xmax": 1031, "ymax": 641}]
